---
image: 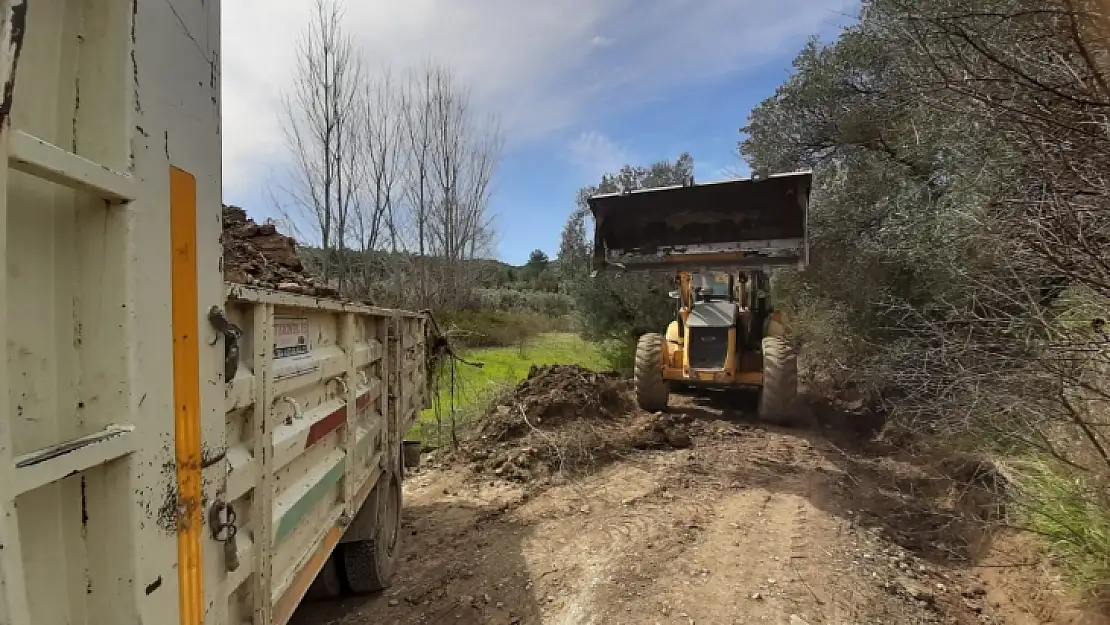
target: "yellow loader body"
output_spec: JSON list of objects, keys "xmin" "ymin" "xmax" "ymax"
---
[{"xmin": 587, "ymin": 171, "xmax": 811, "ymax": 421}]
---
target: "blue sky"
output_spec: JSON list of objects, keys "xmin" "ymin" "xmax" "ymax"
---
[
  {"xmin": 490, "ymin": 69, "xmax": 790, "ymax": 264},
  {"xmin": 221, "ymin": 1, "xmax": 858, "ymax": 266}
]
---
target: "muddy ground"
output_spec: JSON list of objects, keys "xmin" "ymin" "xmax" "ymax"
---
[{"xmin": 292, "ymin": 367, "xmax": 1091, "ymax": 625}]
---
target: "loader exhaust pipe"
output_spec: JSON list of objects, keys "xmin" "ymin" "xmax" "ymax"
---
[{"xmin": 587, "ymin": 170, "xmax": 812, "ymax": 273}]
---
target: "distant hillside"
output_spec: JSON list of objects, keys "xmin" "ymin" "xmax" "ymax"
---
[{"xmin": 296, "ymin": 245, "xmax": 539, "ymax": 289}]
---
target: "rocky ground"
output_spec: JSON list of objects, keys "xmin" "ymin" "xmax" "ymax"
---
[{"xmin": 291, "ymin": 368, "xmax": 1092, "ymax": 625}]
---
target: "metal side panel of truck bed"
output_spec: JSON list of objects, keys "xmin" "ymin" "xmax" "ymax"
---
[
  {"xmin": 221, "ymin": 285, "xmax": 428, "ymax": 625},
  {"xmin": 0, "ymin": 1, "xmax": 428, "ymax": 624}
]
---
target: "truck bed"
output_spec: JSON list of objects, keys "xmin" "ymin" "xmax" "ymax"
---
[{"xmin": 0, "ymin": 1, "xmax": 428, "ymax": 624}]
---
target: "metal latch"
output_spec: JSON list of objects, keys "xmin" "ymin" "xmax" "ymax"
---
[
  {"xmin": 208, "ymin": 499, "xmax": 240, "ymax": 572},
  {"xmin": 208, "ymin": 306, "xmax": 242, "ymax": 382}
]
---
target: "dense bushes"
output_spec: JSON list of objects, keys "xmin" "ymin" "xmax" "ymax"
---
[
  {"xmin": 743, "ymin": 0, "xmax": 1110, "ymax": 599},
  {"xmin": 557, "ymin": 155, "xmax": 693, "ymax": 370},
  {"xmin": 472, "ymin": 287, "xmax": 574, "ymax": 318},
  {"xmin": 435, "ymin": 308, "xmax": 573, "ymax": 349}
]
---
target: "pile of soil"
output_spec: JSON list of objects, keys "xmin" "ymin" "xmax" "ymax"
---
[
  {"xmin": 466, "ymin": 364, "xmax": 692, "ymax": 483},
  {"xmin": 221, "ymin": 205, "xmax": 337, "ymax": 297}
]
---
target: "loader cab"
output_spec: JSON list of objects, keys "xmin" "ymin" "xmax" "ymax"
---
[
  {"xmin": 670, "ymin": 272, "xmax": 731, "ymax": 305},
  {"xmin": 672, "ymin": 270, "xmax": 774, "ymax": 351},
  {"xmin": 692, "ymin": 272, "xmax": 731, "ymax": 302}
]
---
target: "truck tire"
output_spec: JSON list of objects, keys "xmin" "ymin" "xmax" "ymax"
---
[
  {"xmin": 341, "ymin": 471, "xmax": 402, "ymax": 594},
  {"xmin": 758, "ymin": 336, "xmax": 798, "ymax": 425},
  {"xmin": 634, "ymin": 333, "xmax": 669, "ymax": 412},
  {"xmin": 304, "ymin": 555, "xmax": 344, "ymax": 600}
]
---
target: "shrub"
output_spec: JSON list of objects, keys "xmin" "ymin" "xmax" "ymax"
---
[
  {"xmin": 598, "ymin": 336, "xmax": 637, "ymax": 377},
  {"xmin": 408, "ymin": 380, "xmax": 514, "ymax": 449},
  {"xmin": 473, "ymin": 287, "xmax": 574, "ymax": 317},
  {"xmin": 435, "ymin": 309, "xmax": 568, "ymax": 349},
  {"xmin": 1012, "ymin": 460, "xmax": 1110, "ymax": 598}
]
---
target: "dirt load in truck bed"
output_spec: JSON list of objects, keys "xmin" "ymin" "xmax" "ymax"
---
[{"xmin": 222, "ymin": 205, "xmax": 337, "ymax": 297}]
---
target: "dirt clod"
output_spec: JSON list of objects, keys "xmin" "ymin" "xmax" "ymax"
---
[
  {"xmin": 221, "ymin": 205, "xmax": 337, "ymax": 297},
  {"xmin": 466, "ymin": 365, "xmax": 692, "ymax": 483}
]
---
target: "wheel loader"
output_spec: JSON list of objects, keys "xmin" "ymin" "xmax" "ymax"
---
[{"xmin": 586, "ymin": 170, "xmax": 812, "ymax": 423}]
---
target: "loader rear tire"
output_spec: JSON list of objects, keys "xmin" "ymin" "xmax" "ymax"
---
[
  {"xmin": 340, "ymin": 471, "xmax": 402, "ymax": 594},
  {"xmin": 758, "ymin": 336, "xmax": 798, "ymax": 425},
  {"xmin": 634, "ymin": 333, "xmax": 670, "ymax": 412}
]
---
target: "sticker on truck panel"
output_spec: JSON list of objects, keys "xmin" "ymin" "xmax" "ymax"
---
[
  {"xmin": 274, "ymin": 316, "xmax": 310, "ymax": 359},
  {"xmin": 273, "ymin": 316, "xmax": 318, "ymax": 380}
]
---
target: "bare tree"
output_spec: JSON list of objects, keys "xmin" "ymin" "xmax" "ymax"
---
[
  {"xmin": 353, "ymin": 66, "xmax": 406, "ymax": 254},
  {"xmin": 395, "ymin": 63, "xmax": 502, "ymax": 308},
  {"xmin": 399, "ymin": 63, "xmax": 438, "ymax": 305},
  {"xmin": 344, "ymin": 66, "xmax": 409, "ymax": 297},
  {"xmin": 425, "ymin": 67, "xmax": 501, "ymax": 306},
  {"xmin": 273, "ymin": 7, "xmax": 503, "ymax": 308},
  {"xmin": 276, "ymin": 0, "xmax": 363, "ymax": 288}
]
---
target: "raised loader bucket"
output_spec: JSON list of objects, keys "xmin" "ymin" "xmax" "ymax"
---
[{"xmin": 587, "ymin": 170, "xmax": 812, "ymax": 272}]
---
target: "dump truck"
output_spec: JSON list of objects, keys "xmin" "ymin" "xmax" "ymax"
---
[
  {"xmin": 587, "ymin": 171, "xmax": 812, "ymax": 422},
  {"xmin": 0, "ymin": 2, "xmax": 429, "ymax": 624}
]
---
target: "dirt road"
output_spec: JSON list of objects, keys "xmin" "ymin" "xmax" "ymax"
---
[{"xmin": 292, "ymin": 371, "xmax": 1064, "ymax": 625}]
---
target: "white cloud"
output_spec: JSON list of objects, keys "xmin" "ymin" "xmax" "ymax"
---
[
  {"xmin": 221, "ymin": 0, "xmax": 855, "ymax": 198},
  {"xmin": 567, "ymin": 131, "xmax": 631, "ymax": 179}
]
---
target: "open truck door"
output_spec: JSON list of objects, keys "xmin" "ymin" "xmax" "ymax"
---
[{"xmin": 586, "ymin": 171, "xmax": 812, "ymax": 273}]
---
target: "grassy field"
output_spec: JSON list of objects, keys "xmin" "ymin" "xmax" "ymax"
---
[{"xmin": 410, "ymin": 333, "xmax": 605, "ymax": 447}]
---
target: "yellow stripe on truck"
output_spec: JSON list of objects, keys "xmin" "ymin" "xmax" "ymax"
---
[{"xmin": 170, "ymin": 166, "xmax": 205, "ymax": 625}]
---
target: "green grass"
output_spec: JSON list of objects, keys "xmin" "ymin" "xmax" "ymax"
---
[
  {"xmin": 410, "ymin": 333, "xmax": 606, "ymax": 447},
  {"xmin": 1014, "ymin": 460, "xmax": 1110, "ymax": 598}
]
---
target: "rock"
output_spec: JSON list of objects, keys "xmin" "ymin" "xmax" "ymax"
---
[
  {"xmin": 962, "ymin": 583, "xmax": 987, "ymax": 597},
  {"xmin": 388, "ymin": 599, "xmax": 399, "ymax": 607},
  {"xmin": 225, "ymin": 267, "xmax": 249, "ymax": 284},
  {"xmin": 889, "ymin": 577, "xmax": 935, "ymax": 604},
  {"xmin": 665, "ymin": 428, "xmax": 693, "ymax": 449},
  {"xmin": 277, "ymin": 282, "xmax": 306, "ymax": 294},
  {"xmin": 790, "ymin": 616, "xmax": 810, "ymax": 625}
]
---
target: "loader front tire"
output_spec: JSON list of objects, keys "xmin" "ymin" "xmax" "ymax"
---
[
  {"xmin": 634, "ymin": 333, "xmax": 670, "ymax": 412},
  {"xmin": 758, "ymin": 336, "xmax": 798, "ymax": 425},
  {"xmin": 341, "ymin": 471, "xmax": 402, "ymax": 594}
]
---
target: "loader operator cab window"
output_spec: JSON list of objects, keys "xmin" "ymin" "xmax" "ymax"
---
[{"xmin": 692, "ymin": 272, "xmax": 731, "ymax": 302}]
